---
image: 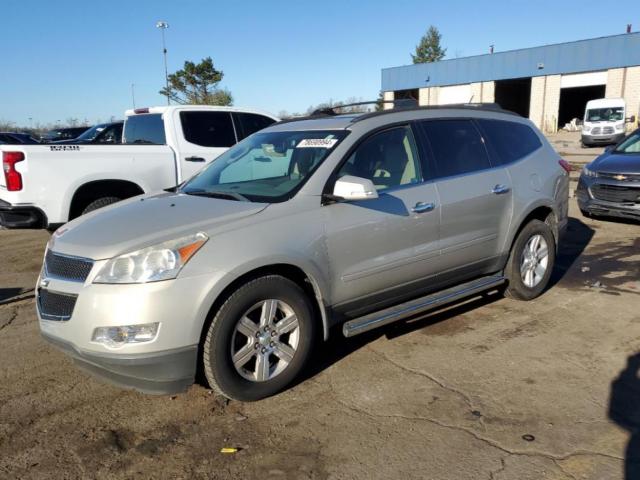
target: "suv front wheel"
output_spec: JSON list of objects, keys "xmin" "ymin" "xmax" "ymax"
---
[
  {"xmin": 202, "ymin": 275, "xmax": 316, "ymax": 401},
  {"xmin": 504, "ymin": 219, "xmax": 556, "ymax": 301}
]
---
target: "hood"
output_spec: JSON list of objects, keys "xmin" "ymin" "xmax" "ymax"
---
[
  {"xmin": 49, "ymin": 192, "xmax": 267, "ymax": 260},
  {"xmin": 591, "ymin": 152, "xmax": 640, "ymax": 175}
]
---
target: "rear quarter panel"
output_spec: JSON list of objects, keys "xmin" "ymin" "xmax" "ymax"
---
[{"xmin": 0, "ymin": 144, "xmax": 176, "ymax": 224}]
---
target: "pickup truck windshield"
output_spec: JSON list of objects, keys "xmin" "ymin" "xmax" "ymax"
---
[
  {"xmin": 181, "ymin": 130, "xmax": 347, "ymax": 202},
  {"xmin": 586, "ymin": 107, "xmax": 624, "ymax": 122},
  {"xmin": 124, "ymin": 114, "xmax": 166, "ymax": 144}
]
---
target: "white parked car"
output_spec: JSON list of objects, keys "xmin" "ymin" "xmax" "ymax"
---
[{"xmin": 0, "ymin": 106, "xmax": 278, "ymax": 229}]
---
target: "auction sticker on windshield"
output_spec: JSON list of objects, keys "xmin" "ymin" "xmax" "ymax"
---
[{"xmin": 297, "ymin": 138, "xmax": 338, "ymax": 148}]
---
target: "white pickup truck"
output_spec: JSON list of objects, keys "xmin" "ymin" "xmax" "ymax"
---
[{"xmin": 0, "ymin": 105, "xmax": 278, "ymax": 229}]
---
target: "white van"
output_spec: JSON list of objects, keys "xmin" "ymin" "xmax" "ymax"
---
[{"xmin": 581, "ymin": 98, "xmax": 628, "ymax": 147}]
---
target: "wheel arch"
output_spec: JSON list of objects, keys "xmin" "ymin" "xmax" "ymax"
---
[
  {"xmin": 69, "ymin": 179, "xmax": 145, "ymax": 220},
  {"xmin": 507, "ymin": 201, "xmax": 558, "ymax": 256},
  {"xmin": 199, "ymin": 262, "xmax": 331, "ymax": 349}
]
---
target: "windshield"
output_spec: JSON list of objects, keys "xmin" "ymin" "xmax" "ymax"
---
[
  {"xmin": 181, "ymin": 130, "xmax": 348, "ymax": 202},
  {"xmin": 586, "ymin": 107, "xmax": 624, "ymax": 122},
  {"xmin": 75, "ymin": 124, "xmax": 106, "ymax": 141},
  {"xmin": 614, "ymin": 131, "xmax": 640, "ymax": 154}
]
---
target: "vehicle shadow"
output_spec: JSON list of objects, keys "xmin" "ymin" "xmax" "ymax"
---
[
  {"xmin": 548, "ymin": 216, "xmax": 595, "ymax": 289},
  {"xmin": 299, "ymin": 216, "xmax": 595, "ymax": 385},
  {"xmin": 0, "ymin": 288, "xmax": 24, "ymax": 303},
  {"xmin": 609, "ymin": 353, "xmax": 640, "ymax": 479},
  {"xmin": 298, "ymin": 292, "xmax": 502, "ymax": 386}
]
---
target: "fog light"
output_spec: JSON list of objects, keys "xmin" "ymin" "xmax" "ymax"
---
[{"xmin": 92, "ymin": 322, "xmax": 159, "ymax": 348}]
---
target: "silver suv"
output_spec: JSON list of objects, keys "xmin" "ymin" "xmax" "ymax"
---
[{"xmin": 38, "ymin": 103, "xmax": 570, "ymax": 401}]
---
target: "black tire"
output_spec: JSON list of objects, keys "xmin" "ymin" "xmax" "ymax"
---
[
  {"xmin": 504, "ymin": 219, "xmax": 556, "ymax": 301},
  {"xmin": 82, "ymin": 196, "xmax": 121, "ymax": 215},
  {"xmin": 203, "ymin": 275, "xmax": 317, "ymax": 401}
]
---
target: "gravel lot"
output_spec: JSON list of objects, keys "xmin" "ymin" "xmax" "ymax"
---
[{"xmin": 1, "ymin": 200, "xmax": 639, "ymax": 480}]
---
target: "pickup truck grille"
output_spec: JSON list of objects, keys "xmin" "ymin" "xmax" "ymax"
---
[
  {"xmin": 45, "ymin": 250, "xmax": 94, "ymax": 282},
  {"xmin": 37, "ymin": 289, "xmax": 77, "ymax": 321},
  {"xmin": 591, "ymin": 184, "xmax": 640, "ymax": 203}
]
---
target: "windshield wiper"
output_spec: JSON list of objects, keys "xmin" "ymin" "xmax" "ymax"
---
[{"xmin": 183, "ymin": 189, "xmax": 249, "ymax": 202}]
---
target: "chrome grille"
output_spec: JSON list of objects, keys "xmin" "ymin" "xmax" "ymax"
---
[
  {"xmin": 602, "ymin": 126, "xmax": 614, "ymax": 134},
  {"xmin": 597, "ymin": 172, "xmax": 640, "ymax": 182},
  {"xmin": 591, "ymin": 184, "xmax": 640, "ymax": 203},
  {"xmin": 45, "ymin": 250, "xmax": 94, "ymax": 282},
  {"xmin": 591, "ymin": 127, "xmax": 601, "ymax": 135},
  {"xmin": 37, "ymin": 289, "xmax": 77, "ymax": 321}
]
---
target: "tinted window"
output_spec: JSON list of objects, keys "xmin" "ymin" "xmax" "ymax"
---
[
  {"xmin": 234, "ymin": 113, "xmax": 276, "ymax": 140},
  {"xmin": 337, "ymin": 126, "xmax": 421, "ymax": 191},
  {"xmin": 124, "ymin": 114, "xmax": 166, "ymax": 145},
  {"xmin": 95, "ymin": 123, "xmax": 123, "ymax": 144},
  {"xmin": 180, "ymin": 111, "xmax": 236, "ymax": 147},
  {"xmin": 419, "ymin": 120, "xmax": 490, "ymax": 178},
  {"xmin": 478, "ymin": 119, "xmax": 542, "ymax": 165}
]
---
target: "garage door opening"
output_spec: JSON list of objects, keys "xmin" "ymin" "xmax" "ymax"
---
[
  {"xmin": 558, "ymin": 84, "xmax": 606, "ymax": 127},
  {"xmin": 494, "ymin": 78, "xmax": 531, "ymax": 117},
  {"xmin": 394, "ymin": 89, "xmax": 419, "ymax": 102}
]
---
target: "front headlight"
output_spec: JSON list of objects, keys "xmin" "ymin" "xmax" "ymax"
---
[
  {"xmin": 582, "ymin": 125, "xmax": 591, "ymax": 133},
  {"xmin": 582, "ymin": 166, "xmax": 597, "ymax": 178},
  {"xmin": 616, "ymin": 124, "xmax": 624, "ymax": 132},
  {"xmin": 93, "ymin": 232, "xmax": 208, "ymax": 284}
]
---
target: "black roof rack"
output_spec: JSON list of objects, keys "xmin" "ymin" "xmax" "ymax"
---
[
  {"xmin": 351, "ymin": 102, "xmax": 520, "ymax": 123},
  {"xmin": 274, "ymin": 100, "xmax": 518, "ymax": 126},
  {"xmin": 311, "ymin": 98, "xmax": 418, "ymax": 116}
]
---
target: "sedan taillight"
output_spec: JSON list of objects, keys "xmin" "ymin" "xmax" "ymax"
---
[{"xmin": 2, "ymin": 151, "xmax": 25, "ymax": 191}]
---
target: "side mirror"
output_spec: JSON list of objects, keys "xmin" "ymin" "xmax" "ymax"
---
[
  {"xmin": 626, "ymin": 115, "xmax": 636, "ymax": 123},
  {"xmin": 333, "ymin": 175, "xmax": 378, "ymax": 201}
]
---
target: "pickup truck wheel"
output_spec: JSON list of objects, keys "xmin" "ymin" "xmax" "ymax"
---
[
  {"xmin": 82, "ymin": 196, "xmax": 121, "ymax": 215},
  {"xmin": 203, "ymin": 275, "xmax": 316, "ymax": 401},
  {"xmin": 504, "ymin": 220, "xmax": 555, "ymax": 301}
]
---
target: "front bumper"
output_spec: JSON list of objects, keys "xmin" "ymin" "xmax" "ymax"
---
[
  {"xmin": 0, "ymin": 198, "xmax": 47, "ymax": 228},
  {"xmin": 576, "ymin": 176, "xmax": 640, "ymax": 219},
  {"xmin": 41, "ymin": 332, "xmax": 197, "ymax": 394},
  {"xmin": 581, "ymin": 133, "xmax": 625, "ymax": 147},
  {"xmin": 37, "ymin": 256, "xmax": 227, "ymax": 395}
]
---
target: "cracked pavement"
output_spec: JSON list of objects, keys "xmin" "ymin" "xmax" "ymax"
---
[{"xmin": 1, "ymin": 202, "xmax": 639, "ymax": 479}]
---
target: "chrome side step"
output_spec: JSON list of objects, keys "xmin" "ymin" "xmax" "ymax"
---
[{"xmin": 342, "ymin": 275, "xmax": 505, "ymax": 337}]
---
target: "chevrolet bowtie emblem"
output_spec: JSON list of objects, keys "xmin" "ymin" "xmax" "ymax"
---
[
  {"xmin": 40, "ymin": 278, "xmax": 50, "ymax": 288},
  {"xmin": 613, "ymin": 174, "xmax": 627, "ymax": 181}
]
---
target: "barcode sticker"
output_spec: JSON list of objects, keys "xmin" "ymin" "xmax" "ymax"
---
[{"xmin": 296, "ymin": 138, "xmax": 338, "ymax": 148}]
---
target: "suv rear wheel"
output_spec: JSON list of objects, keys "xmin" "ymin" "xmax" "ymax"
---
[
  {"xmin": 202, "ymin": 275, "xmax": 316, "ymax": 401},
  {"xmin": 504, "ymin": 220, "xmax": 556, "ymax": 301}
]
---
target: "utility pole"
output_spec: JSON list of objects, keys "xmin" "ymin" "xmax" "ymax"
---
[
  {"xmin": 131, "ymin": 83, "xmax": 136, "ymax": 109},
  {"xmin": 156, "ymin": 21, "xmax": 170, "ymax": 105}
]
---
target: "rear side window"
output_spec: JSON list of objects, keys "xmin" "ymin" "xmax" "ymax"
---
[
  {"xmin": 124, "ymin": 114, "xmax": 166, "ymax": 145},
  {"xmin": 233, "ymin": 113, "xmax": 276, "ymax": 140},
  {"xmin": 419, "ymin": 119, "xmax": 491, "ymax": 178},
  {"xmin": 477, "ymin": 119, "xmax": 542, "ymax": 165},
  {"xmin": 180, "ymin": 111, "xmax": 236, "ymax": 147}
]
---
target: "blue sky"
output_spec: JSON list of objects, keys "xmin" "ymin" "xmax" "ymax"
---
[{"xmin": 2, "ymin": 0, "xmax": 638, "ymax": 126}]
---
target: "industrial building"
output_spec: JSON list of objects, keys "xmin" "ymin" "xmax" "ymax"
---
[{"xmin": 381, "ymin": 32, "xmax": 640, "ymax": 133}]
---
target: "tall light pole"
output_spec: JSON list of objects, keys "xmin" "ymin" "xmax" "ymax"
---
[
  {"xmin": 131, "ymin": 83, "xmax": 136, "ymax": 109},
  {"xmin": 156, "ymin": 21, "xmax": 170, "ymax": 105}
]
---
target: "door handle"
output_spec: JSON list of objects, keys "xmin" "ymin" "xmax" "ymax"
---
[
  {"xmin": 412, "ymin": 202, "xmax": 436, "ymax": 213},
  {"xmin": 492, "ymin": 184, "xmax": 511, "ymax": 194},
  {"xmin": 185, "ymin": 156, "xmax": 206, "ymax": 162}
]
